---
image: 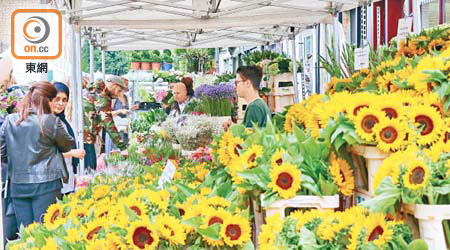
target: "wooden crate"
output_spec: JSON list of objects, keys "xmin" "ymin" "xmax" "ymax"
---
[
  {"xmin": 269, "ymin": 94, "xmax": 295, "ymax": 113},
  {"xmin": 262, "ymin": 195, "xmax": 339, "ymax": 218}
]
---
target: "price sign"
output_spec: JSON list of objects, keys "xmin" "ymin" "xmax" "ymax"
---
[
  {"xmin": 354, "ymin": 46, "xmax": 370, "ymax": 70},
  {"xmin": 158, "ymin": 159, "xmax": 177, "ymax": 189}
]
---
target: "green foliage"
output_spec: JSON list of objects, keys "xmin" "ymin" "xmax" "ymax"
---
[
  {"xmin": 130, "ymin": 109, "xmax": 167, "ymax": 133},
  {"xmin": 163, "ymin": 49, "xmax": 172, "ymax": 56},
  {"xmin": 214, "ymin": 73, "xmax": 236, "ymax": 84},
  {"xmin": 162, "ymin": 54, "xmax": 174, "ymax": 63},
  {"xmin": 81, "ymin": 39, "xmax": 130, "ymax": 75}
]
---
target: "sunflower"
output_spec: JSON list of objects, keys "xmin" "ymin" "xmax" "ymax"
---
[
  {"xmin": 228, "ymin": 137, "xmax": 245, "ymax": 159},
  {"xmin": 82, "ymin": 218, "xmax": 108, "ymax": 241},
  {"xmin": 202, "ymin": 208, "xmax": 232, "ymax": 247},
  {"xmin": 43, "ymin": 203, "xmax": 64, "ymax": 228},
  {"xmin": 258, "ymin": 225, "xmax": 277, "ymax": 250},
  {"xmin": 200, "ymin": 196, "xmax": 231, "ymax": 208},
  {"xmin": 428, "ymin": 38, "xmax": 446, "ymax": 52},
  {"xmin": 353, "ymin": 107, "xmax": 386, "ymax": 142},
  {"xmin": 123, "ymin": 198, "xmax": 148, "ymax": 217},
  {"xmin": 87, "ymin": 238, "xmax": 108, "ymax": 250},
  {"xmin": 289, "ymin": 209, "xmax": 327, "ymax": 232},
  {"xmin": 347, "ymin": 223, "xmax": 363, "ymax": 250},
  {"xmin": 41, "ymin": 237, "xmax": 59, "ymax": 250},
  {"xmin": 402, "ymin": 159, "xmax": 430, "ymax": 190},
  {"xmin": 106, "ymin": 233, "xmax": 127, "ymax": 250},
  {"xmin": 271, "ymin": 149, "xmax": 285, "ymax": 168},
  {"xmin": 268, "ymin": 163, "xmax": 301, "ymax": 199},
  {"xmin": 363, "ymin": 213, "xmax": 394, "ymax": 247},
  {"xmin": 221, "ymin": 215, "xmax": 252, "ymax": 247},
  {"xmin": 65, "ymin": 229, "xmax": 83, "ymax": 243},
  {"xmin": 345, "ymin": 92, "xmax": 375, "ymax": 119},
  {"xmin": 93, "ymin": 184, "xmax": 111, "ymax": 200},
  {"xmin": 127, "ymin": 220, "xmax": 159, "ymax": 250},
  {"xmin": 373, "ymin": 95, "xmax": 404, "ymax": 119},
  {"xmin": 328, "ymin": 152, "xmax": 355, "ymax": 196},
  {"xmin": 373, "ymin": 153, "xmax": 403, "ymax": 191},
  {"xmin": 242, "ymin": 144, "xmax": 263, "ymax": 168},
  {"xmin": 422, "ymin": 92, "xmax": 445, "ymax": 117},
  {"xmin": 409, "ymin": 105, "xmax": 445, "ymax": 145},
  {"xmin": 155, "ymin": 214, "xmax": 187, "ymax": 245},
  {"xmin": 373, "ymin": 118, "xmax": 409, "ymax": 153}
]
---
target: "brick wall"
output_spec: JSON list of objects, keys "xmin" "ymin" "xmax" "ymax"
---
[{"xmin": 0, "ymin": 0, "xmax": 39, "ymax": 53}]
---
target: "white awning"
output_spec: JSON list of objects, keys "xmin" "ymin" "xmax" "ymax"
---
[{"xmin": 55, "ymin": 0, "xmax": 368, "ymax": 50}]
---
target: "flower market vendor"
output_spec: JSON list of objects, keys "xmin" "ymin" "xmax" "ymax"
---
[
  {"xmin": 169, "ymin": 77, "xmax": 194, "ymax": 117},
  {"xmin": 224, "ymin": 65, "xmax": 271, "ymax": 129}
]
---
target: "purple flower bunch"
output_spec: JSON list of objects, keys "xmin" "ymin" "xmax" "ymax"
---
[{"xmin": 194, "ymin": 84, "xmax": 236, "ymax": 99}]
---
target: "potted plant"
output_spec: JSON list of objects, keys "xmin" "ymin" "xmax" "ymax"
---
[
  {"xmin": 162, "ymin": 54, "xmax": 174, "ymax": 71},
  {"xmin": 140, "ymin": 50, "xmax": 151, "ymax": 71},
  {"xmin": 130, "ymin": 51, "xmax": 141, "ymax": 70},
  {"xmin": 150, "ymin": 51, "xmax": 162, "ymax": 71}
]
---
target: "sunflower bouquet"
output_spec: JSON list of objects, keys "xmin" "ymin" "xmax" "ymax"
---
[
  {"xmin": 363, "ymin": 146, "xmax": 450, "ymax": 213},
  {"xmin": 210, "ymin": 121, "xmax": 358, "ymax": 207},
  {"xmin": 7, "ymin": 164, "xmax": 256, "ymax": 250},
  {"xmin": 325, "ymin": 25, "xmax": 449, "ymax": 95},
  {"xmin": 258, "ymin": 206, "xmax": 422, "ymax": 250}
]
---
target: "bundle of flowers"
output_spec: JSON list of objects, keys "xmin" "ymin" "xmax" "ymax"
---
[
  {"xmin": 161, "ymin": 115, "xmax": 220, "ymax": 151},
  {"xmin": 7, "ymin": 163, "xmax": 255, "ymax": 250},
  {"xmin": 284, "ymin": 90, "xmax": 449, "ymax": 155},
  {"xmin": 210, "ymin": 122, "xmax": 356, "ymax": 206},
  {"xmin": 326, "ymin": 25, "xmax": 449, "ymax": 96},
  {"xmin": 258, "ymin": 207, "xmax": 420, "ymax": 250},
  {"xmin": 0, "ymin": 86, "xmax": 26, "ymax": 116},
  {"xmin": 364, "ymin": 145, "xmax": 450, "ymax": 213},
  {"xmin": 194, "ymin": 84, "xmax": 236, "ymax": 116}
]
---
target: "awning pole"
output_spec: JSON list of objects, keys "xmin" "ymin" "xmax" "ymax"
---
[
  {"xmin": 215, "ymin": 48, "xmax": 220, "ymax": 74},
  {"xmin": 71, "ymin": 22, "xmax": 85, "ymax": 175},
  {"xmin": 102, "ymin": 50, "xmax": 106, "ymax": 81},
  {"xmin": 290, "ymin": 28, "xmax": 300, "ymax": 103},
  {"xmin": 90, "ymin": 41, "xmax": 95, "ymax": 82}
]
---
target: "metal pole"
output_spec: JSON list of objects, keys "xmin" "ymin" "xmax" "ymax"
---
[
  {"xmin": 90, "ymin": 42, "xmax": 95, "ymax": 82},
  {"xmin": 333, "ymin": 16, "xmax": 340, "ymax": 66},
  {"xmin": 71, "ymin": 23, "xmax": 85, "ymax": 175},
  {"xmin": 101, "ymin": 50, "xmax": 106, "ymax": 81},
  {"xmin": 290, "ymin": 28, "xmax": 300, "ymax": 103},
  {"xmin": 215, "ymin": 48, "xmax": 220, "ymax": 74},
  {"xmin": 412, "ymin": 0, "xmax": 421, "ymax": 34}
]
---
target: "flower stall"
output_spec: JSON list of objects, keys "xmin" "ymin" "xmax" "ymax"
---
[{"xmin": 4, "ymin": 22, "xmax": 450, "ymax": 250}]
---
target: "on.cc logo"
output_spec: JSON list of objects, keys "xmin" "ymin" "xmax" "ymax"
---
[{"xmin": 23, "ymin": 16, "xmax": 50, "ymax": 44}]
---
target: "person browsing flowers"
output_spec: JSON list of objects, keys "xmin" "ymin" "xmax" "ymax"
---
[
  {"xmin": 52, "ymin": 82, "xmax": 85, "ymax": 194},
  {"xmin": 224, "ymin": 65, "xmax": 271, "ymax": 130}
]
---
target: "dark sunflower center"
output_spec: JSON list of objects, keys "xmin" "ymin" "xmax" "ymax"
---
[
  {"xmin": 225, "ymin": 224, "xmax": 242, "ymax": 241},
  {"xmin": 415, "ymin": 115, "xmax": 434, "ymax": 135},
  {"xmin": 275, "ymin": 158, "xmax": 283, "ymax": 165},
  {"xmin": 368, "ymin": 225, "xmax": 384, "ymax": 242},
  {"xmin": 248, "ymin": 153, "xmax": 257, "ymax": 163},
  {"xmin": 50, "ymin": 210, "xmax": 60, "ymax": 223},
  {"xmin": 340, "ymin": 170, "xmax": 346, "ymax": 182},
  {"xmin": 276, "ymin": 172, "xmax": 294, "ymax": 190},
  {"xmin": 99, "ymin": 211, "xmax": 108, "ymax": 218},
  {"xmin": 410, "ymin": 167, "xmax": 425, "ymax": 185},
  {"xmin": 208, "ymin": 216, "xmax": 224, "ymax": 226},
  {"xmin": 362, "ymin": 115, "xmax": 379, "ymax": 133},
  {"xmin": 87, "ymin": 226, "xmax": 102, "ymax": 240},
  {"xmin": 164, "ymin": 225, "xmax": 175, "ymax": 236},
  {"xmin": 77, "ymin": 213, "xmax": 86, "ymax": 218},
  {"xmin": 444, "ymin": 132, "xmax": 449, "ymax": 143},
  {"xmin": 380, "ymin": 126, "xmax": 398, "ymax": 144},
  {"xmin": 234, "ymin": 144, "xmax": 242, "ymax": 156},
  {"xmin": 130, "ymin": 206, "xmax": 142, "ymax": 216},
  {"xmin": 178, "ymin": 208, "xmax": 185, "ymax": 216},
  {"xmin": 353, "ymin": 105, "xmax": 369, "ymax": 116},
  {"xmin": 382, "ymin": 108, "xmax": 398, "ymax": 119},
  {"xmin": 133, "ymin": 227, "xmax": 154, "ymax": 249}
]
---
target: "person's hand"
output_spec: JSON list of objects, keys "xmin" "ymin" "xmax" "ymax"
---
[
  {"xmin": 121, "ymin": 149, "xmax": 129, "ymax": 157},
  {"xmin": 131, "ymin": 104, "xmax": 139, "ymax": 111},
  {"xmin": 71, "ymin": 149, "xmax": 86, "ymax": 159},
  {"xmin": 222, "ymin": 119, "xmax": 233, "ymax": 131}
]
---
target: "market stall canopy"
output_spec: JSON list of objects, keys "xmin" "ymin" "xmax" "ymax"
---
[{"xmin": 56, "ymin": 0, "xmax": 368, "ymax": 50}]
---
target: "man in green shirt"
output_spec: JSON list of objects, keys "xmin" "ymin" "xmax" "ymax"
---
[{"xmin": 225, "ymin": 65, "xmax": 271, "ymax": 129}]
